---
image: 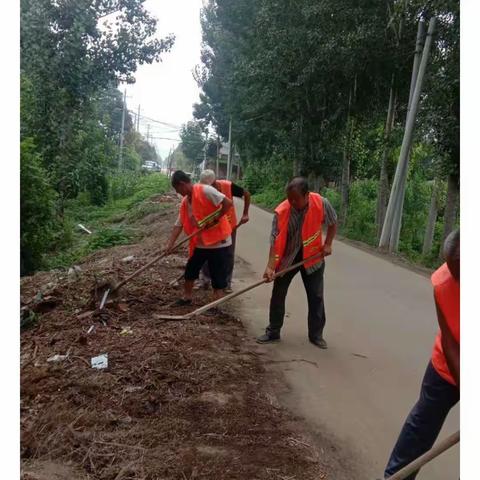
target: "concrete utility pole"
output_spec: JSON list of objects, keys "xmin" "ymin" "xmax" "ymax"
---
[
  {"xmin": 226, "ymin": 117, "xmax": 232, "ymax": 180},
  {"xmin": 146, "ymin": 124, "xmax": 150, "ymax": 144},
  {"xmin": 216, "ymin": 136, "xmax": 220, "ymax": 178},
  {"xmin": 389, "ymin": 18, "xmax": 427, "ymax": 251},
  {"xmin": 202, "ymin": 131, "xmax": 208, "ymax": 171},
  {"xmin": 379, "ymin": 18, "xmax": 435, "ymax": 250},
  {"xmin": 136, "ymin": 104, "xmax": 141, "ymax": 132},
  {"xmin": 118, "ymin": 89, "xmax": 127, "ymax": 170}
]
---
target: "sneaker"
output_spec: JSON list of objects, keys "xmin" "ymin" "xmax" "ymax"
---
[
  {"xmin": 309, "ymin": 337, "xmax": 328, "ymax": 349},
  {"xmin": 224, "ymin": 286, "xmax": 233, "ymax": 294},
  {"xmin": 256, "ymin": 333, "xmax": 280, "ymax": 344},
  {"xmin": 172, "ymin": 298, "xmax": 192, "ymax": 307}
]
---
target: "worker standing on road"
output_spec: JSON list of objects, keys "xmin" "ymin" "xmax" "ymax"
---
[
  {"xmin": 383, "ymin": 229, "xmax": 460, "ymax": 479},
  {"xmin": 198, "ymin": 169, "xmax": 251, "ymax": 292},
  {"xmin": 257, "ymin": 176, "xmax": 337, "ymax": 349},
  {"xmin": 165, "ymin": 170, "xmax": 233, "ymax": 305}
]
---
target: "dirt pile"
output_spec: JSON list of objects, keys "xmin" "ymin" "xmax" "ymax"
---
[{"xmin": 20, "ymin": 194, "xmax": 328, "ymax": 479}]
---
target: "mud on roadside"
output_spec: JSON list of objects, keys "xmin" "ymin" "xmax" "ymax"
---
[{"xmin": 20, "ymin": 193, "xmax": 329, "ymax": 480}]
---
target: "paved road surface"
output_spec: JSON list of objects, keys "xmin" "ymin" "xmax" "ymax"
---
[{"xmin": 232, "ymin": 200, "xmax": 459, "ymax": 479}]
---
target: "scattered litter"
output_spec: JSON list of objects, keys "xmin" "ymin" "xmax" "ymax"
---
[
  {"xmin": 352, "ymin": 353, "xmax": 368, "ymax": 359},
  {"xmin": 91, "ymin": 353, "xmax": 108, "ymax": 369},
  {"xmin": 87, "ymin": 325, "xmax": 95, "ymax": 334},
  {"xmin": 121, "ymin": 255, "xmax": 135, "ymax": 263},
  {"xmin": 78, "ymin": 310, "xmax": 94, "ymax": 320},
  {"xmin": 47, "ymin": 354, "xmax": 69, "ymax": 363},
  {"xmin": 125, "ymin": 386, "xmax": 143, "ymax": 393},
  {"xmin": 78, "ymin": 223, "xmax": 92, "ymax": 234},
  {"xmin": 117, "ymin": 303, "xmax": 129, "ymax": 313},
  {"xmin": 120, "ymin": 326, "xmax": 133, "ymax": 336}
]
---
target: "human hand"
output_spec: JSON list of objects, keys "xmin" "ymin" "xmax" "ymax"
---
[
  {"xmin": 323, "ymin": 244, "xmax": 332, "ymax": 257},
  {"xmin": 263, "ymin": 266, "xmax": 275, "ymax": 283},
  {"xmin": 239, "ymin": 214, "xmax": 249, "ymax": 226}
]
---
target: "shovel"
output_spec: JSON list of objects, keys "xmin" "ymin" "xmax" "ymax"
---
[
  {"xmin": 156, "ymin": 251, "xmax": 325, "ymax": 320},
  {"xmin": 98, "ymin": 227, "xmax": 205, "ymax": 309}
]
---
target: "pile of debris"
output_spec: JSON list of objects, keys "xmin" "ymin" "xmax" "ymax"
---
[{"xmin": 20, "ymin": 194, "xmax": 327, "ymax": 479}]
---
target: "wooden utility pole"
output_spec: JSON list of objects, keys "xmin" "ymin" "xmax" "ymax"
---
[
  {"xmin": 118, "ymin": 89, "xmax": 127, "ymax": 170},
  {"xmin": 379, "ymin": 17, "xmax": 436, "ymax": 250},
  {"xmin": 227, "ymin": 117, "xmax": 232, "ymax": 180}
]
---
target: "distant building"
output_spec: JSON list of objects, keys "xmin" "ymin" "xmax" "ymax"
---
[{"xmin": 205, "ymin": 142, "xmax": 242, "ymax": 180}]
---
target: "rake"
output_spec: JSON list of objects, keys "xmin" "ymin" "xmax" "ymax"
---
[
  {"xmin": 98, "ymin": 227, "xmax": 204, "ymax": 309},
  {"xmin": 155, "ymin": 251, "xmax": 325, "ymax": 320}
]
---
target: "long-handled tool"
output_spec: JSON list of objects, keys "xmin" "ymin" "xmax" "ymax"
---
[
  {"xmin": 155, "ymin": 251, "xmax": 325, "ymax": 320},
  {"xmin": 387, "ymin": 430, "xmax": 459, "ymax": 480},
  {"xmin": 98, "ymin": 227, "xmax": 204, "ymax": 309}
]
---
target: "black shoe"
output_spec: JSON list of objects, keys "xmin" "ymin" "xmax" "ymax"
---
[
  {"xmin": 256, "ymin": 333, "xmax": 280, "ymax": 344},
  {"xmin": 310, "ymin": 337, "xmax": 328, "ymax": 349},
  {"xmin": 173, "ymin": 298, "xmax": 192, "ymax": 307}
]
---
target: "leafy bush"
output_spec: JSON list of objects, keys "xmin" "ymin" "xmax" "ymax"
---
[
  {"xmin": 86, "ymin": 228, "xmax": 133, "ymax": 252},
  {"xmin": 20, "ymin": 139, "xmax": 58, "ymax": 274}
]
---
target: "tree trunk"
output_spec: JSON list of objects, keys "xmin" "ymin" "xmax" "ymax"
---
[
  {"xmin": 376, "ymin": 77, "xmax": 397, "ymax": 239},
  {"xmin": 440, "ymin": 173, "xmax": 459, "ymax": 257},
  {"xmin": 340, "ymin": 79, "xmax": 356, "ymax": 227},
  {"xmin": 422, "ymin": 179, "xmax": 439, "ymax": 256}
]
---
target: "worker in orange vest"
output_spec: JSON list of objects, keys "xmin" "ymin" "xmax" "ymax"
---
[
  {"xmin": 257, "ymin": 176, "xmax": 338, "ymax": 348},
  {"xmin": 165, "ymin": 170, "xmax": 233, "ymax": 305},
  {"xmin": 383, "ymin": 229, "xmax": 460, "ymax": 479},
  {"xmin": 198, "ymin": 169, "xmax": 251, "ymax": 292}
]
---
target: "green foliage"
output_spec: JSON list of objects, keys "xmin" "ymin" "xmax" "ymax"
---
[
  {"xmin": 179, "ymin": 121, "xmax": 206, "ymax": 166},
  {"xmin": 86, "ymin": 228, "xmax": 133, "ymax": 252},
  {"xmin": 44, "ymin": 173, "xmax": 170, "ymax": 270},
  {"xmin": 20, "ymin": 139, "xmax": 58, "ymax": 274}
]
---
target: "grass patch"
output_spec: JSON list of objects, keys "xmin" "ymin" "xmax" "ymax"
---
[{"xmin": 44, "ymin": 173, "xmax": 170, "ymax": 270}]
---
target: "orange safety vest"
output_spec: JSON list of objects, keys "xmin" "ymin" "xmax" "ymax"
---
[
  {"xmin": 273, "ymin": 192, "xmax": 324, "ymax": 271},
  {"xmin": 215, "ymin": 180, "xmax": 238, "ymax": 229},
  {"xmin": 190, "ymin": 183, "xmax": 232, "ymax": 246},
  {"xmin": 179, "ymin": 197, "xmax": 198, "ymax": 258},
  {"xmin": 431, "ymin": 262, "xmax": 460, "ymax": 386}
]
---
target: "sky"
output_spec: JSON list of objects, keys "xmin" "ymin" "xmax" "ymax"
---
[{"xmin": 121, "ymin": 0, "xmax": 204, "ymax": 160}]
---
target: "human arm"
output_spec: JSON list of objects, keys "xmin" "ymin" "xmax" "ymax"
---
[
  {"xmin": 263, "ymin": 214, "xmax": 279, "ymax": 282},
  {"xmin": 165, "ymin": 225, "xmax": 183, "ymax": 253},
  {"xmin": 322, "ymin": 198, "xmax": 337, "ymax": 256},
  {"xmin": 435, "ymin": 297, "xmax": 460, "ymax": 387},
  {"xmin": 231, "ymin": 183, "xmax": 251, "ymax": 225}
]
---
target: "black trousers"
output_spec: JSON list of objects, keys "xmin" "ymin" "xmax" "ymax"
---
[
  {"xmin": 201, "ymin": 229, "xmax": 237, "ymax": 287},
  {"xmin": 384, "ymin": 361, "xmax": 459, "ymax": 479},
  {"xmin": 267, "ymin": 250, "xmax": 326, "ymax": 340}
]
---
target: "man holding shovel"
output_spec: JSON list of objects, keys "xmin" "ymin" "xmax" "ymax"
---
[
  {"xmin": 165, "ymin": 170, "xmax": 233, "ymax": 305},
  {"xmin": 198, "ymin": 169, "xmax": 251, "ymax": 292},
  {"xmin": 383, "ymin": 229, "xmax": 460, "ymax": 480},
  {"xmin": 257, "ymin": 177, "xmax": 337, "ymax": 348}
]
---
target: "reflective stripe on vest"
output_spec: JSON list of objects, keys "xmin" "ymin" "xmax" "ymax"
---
[
  {"xmin": 191, "ymin": 184, "xmax": 232, "ymax": 246},
  {"xmin": 273, "ymin": 192, "xmax": 325, "ymax": 271},
  {"xmin": 216, "ymin": 180, "xmax": 238, "ymax": 229},
  {"xmin": 430, "ymin": 262, "xmax": 460, "ymax": 386}
]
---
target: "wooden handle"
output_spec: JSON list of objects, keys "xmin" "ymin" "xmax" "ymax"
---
[
  {"xmin": 113, "ymin": 228, "xmax": 203, "ymax": 292},
  {"xmin": 387, "ymin": 430, "xmax": 459, "ymax": 480},
  {"xmin": 186, "ymin": 251, "xmax": 325, "ymax": 318}
]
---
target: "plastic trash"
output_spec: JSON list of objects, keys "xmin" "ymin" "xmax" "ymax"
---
[
  {"xmin": 47, "ymin": 354, "xmax": 68, "ymax": 363},
  {"xmin": 91, "ymin": 353, "xmax": 108, "ymax": 369}
]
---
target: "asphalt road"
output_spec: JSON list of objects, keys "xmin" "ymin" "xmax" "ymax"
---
[{"xmin": 232, "ymin": 200, "xmax": 459, "ymax": 479}]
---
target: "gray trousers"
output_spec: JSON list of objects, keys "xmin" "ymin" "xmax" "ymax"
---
[
  {"xmin": 200, "ymin": 229, "xmax": 237, "ymax": 287},
  {"xmin": 266, "ymin": 250, "xmax": 326, "ymax": 340}
]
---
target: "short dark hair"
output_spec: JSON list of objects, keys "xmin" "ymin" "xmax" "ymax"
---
[
  {"xmin": 444, "ymin": 229, "xmax": 460, "ymax": 263},
  {"xmin": 171, "ymin": 170, "xmax": 191, "ymax": 187},
  {"xmin": 286, "ymin": 176, "xmax": 309, "ymax": 195}
]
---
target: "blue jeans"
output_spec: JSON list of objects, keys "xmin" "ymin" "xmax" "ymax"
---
[{"xmin": 384, "ymin": 361, "xmax": 459, "ymax": 479}]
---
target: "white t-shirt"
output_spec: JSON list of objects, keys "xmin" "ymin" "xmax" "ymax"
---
[{"xmin": 175, "ymin": 185, "xmax": 232, "ymax": 249}]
